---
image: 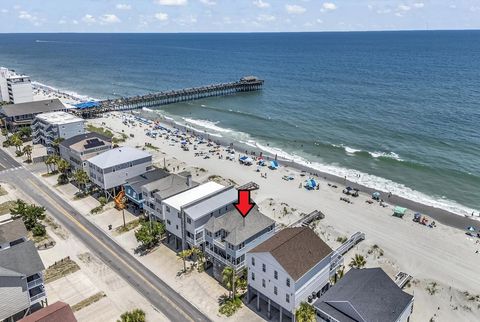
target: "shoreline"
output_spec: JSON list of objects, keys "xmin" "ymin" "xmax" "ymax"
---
[{"xmin": 137, "ymin": 109, "xmax": 479, "ymax": 231}]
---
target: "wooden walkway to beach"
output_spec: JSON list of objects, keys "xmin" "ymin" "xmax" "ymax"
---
[{"xmin": 75, "ymin": 76, "xmax": 264, "ymax": 117}]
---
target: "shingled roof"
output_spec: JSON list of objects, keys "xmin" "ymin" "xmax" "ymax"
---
[
  {"xmin": 249, "ymin": 227, "xmax": 332, "ymax": 281},
  {"xmin": 19, "ymin": 301, "xmax": 77, "ymax": 322},
  {"xmin": 314, "ymin": 268, "xmax": 414, "ymax": 322},
  {"xmin": 0, "ymin": 220, "xmax": 28, "ymax": 244}
]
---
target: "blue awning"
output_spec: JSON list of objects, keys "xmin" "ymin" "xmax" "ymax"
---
[{"xmin": 74, "ymin": 101, "xmax": 100, "ymax": 109}]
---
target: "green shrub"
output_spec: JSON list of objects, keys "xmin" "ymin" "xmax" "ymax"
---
[
  {"xmin": 57, "ymin": 173, "xmax": 69, "ymax": 185},
  {"xmin": 98, "ymin": 196, "xmax": 107, "ymax": 206},
  {"xmin": 219, "ymin": 297, "xmax": 242, "ymax": 317},
  {"xmin": 32, "ymin": 224, "xmax": 46, "ymax": 237}
]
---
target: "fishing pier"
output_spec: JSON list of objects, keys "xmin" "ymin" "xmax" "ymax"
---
[{"xmin": 74, "ymin": 76, "xmax": 264, "ymax": 117}]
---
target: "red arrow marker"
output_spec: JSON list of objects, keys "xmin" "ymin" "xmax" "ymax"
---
[{"xmin": 234, "ymin": 190, "xmax": 255, "ymax": 218}]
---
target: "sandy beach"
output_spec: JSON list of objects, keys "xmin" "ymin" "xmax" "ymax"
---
[{"xmin": 82, "ymin": 111, "xmax": 480, "ymax": 321}]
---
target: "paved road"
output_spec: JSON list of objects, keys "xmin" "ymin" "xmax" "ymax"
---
[
  {"xmin": 0, "ymin": 149, "xmax": 210, "ymax": 322},
  {"xmin": 0, "ymin": 147, "xmax": 21, "ymax": 171}
]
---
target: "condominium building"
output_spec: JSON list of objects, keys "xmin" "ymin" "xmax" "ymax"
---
[
  {"xmin": 86, "ymin": 146, "xmax": 153, "ymax": 192},
  {"xmin": 141, "ymin": 171, "xmax": 198, "ymax": 221},
  {"xmin": 246, "ymin": 227, "xmax": 334, "ymax": 322},
  {"xmin": 0, "ymin": 67, "xmax": 33, "ymax": 104},
  {"xmin": 162, "ymin": 182, "xmax": 235, "ymax": 250},
  {"xmin": 204, "ymin": 205, "xmax": 276, "ymax": 282},
  {"xmin": 0, "ymin": 220, "xmax": 46, "ymax": 321},
  {"xmin": 32, "ymin": 111, "xmax": 85, "ymax": 154},
  {"xmin": 0, "ymin": 99, "xmax": 67, "ymax": 131},
  {"xmin": 59, "ymin": 132, "xmax": 112, "ymax": 171}
]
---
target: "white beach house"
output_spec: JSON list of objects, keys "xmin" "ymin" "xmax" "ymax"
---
[
  {"xmin": 162, "ymin": 182, "xmax": 235, "ymax": 250},
  {"xmin": 59, "ymin": 132, "xmax": 112, "ymax": 171},
  {"xmin": 246, "ymin": 227, "xmax": 334, "ymax": 322},
  {"xmin": 86, "ymin": 146, "xmax": 152, "ymax": 193},
  {"xmin": 32, "ymin": 111, "xmax": 85, "ymax": 154}
]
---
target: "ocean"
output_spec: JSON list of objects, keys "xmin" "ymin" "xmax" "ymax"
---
[{"xmin": 0, "ymin": 32, "xmax": 479, "ymax": 216}]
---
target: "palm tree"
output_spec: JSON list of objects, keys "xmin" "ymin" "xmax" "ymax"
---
[
  {"xmin": 117, "ymin": 309, "xmax": 146, "ymax": 322},
  {"xmin": 23, "ymin": 145, "xmax": 33, "ymax": 163},
  {"xmin": 11, "ymin": 133, "xmax": 23, "ymax": 153},
  {"xmin": 334, "ymin": 265, "xmax": 345, "ymax": 284},
  {"xmin": 222, "ymin": 266, "xmax": 237, "ymax": 299},
  {"xmin": 73, "ymin": 169, "xmax": 89, "ymax": 193},
  {"xmin": 178, "ymin": 249, "xmax": 191, "ymax": 273},
  {"xmin": 57, "ymin": 158, "xmax": 70, "ymax": 175},
  {"xmin": 51, "ymin": 137, "xmax": 64, "ymax": 155},
  {"xmin": 349, "ymin": 254, "xmax": 367, "ymax": 269},
  {"xmin": 295, "ymin": 302, "xmax": 316, "ymax": 322}
]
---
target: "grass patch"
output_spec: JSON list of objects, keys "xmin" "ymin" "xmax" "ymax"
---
[
  {"xmin": 87, "ymin": 124, "xmax": 114, "ymax": 139},
  {"xmin": 144, "ymin": 142, "xmax": 159, "ymax": 151},
  {"xmin": 0, "ymin": 200, "xmax": 15, "ymax": 216},
  {"xmin": 71, "ymin": 292, "xmax": 106, "ymax": 312},
  {"xmin": 336, "ymin": 236, "xmax": 348, "ymax": 243},
  {"xmin": 44, "ymin": 257, "xmax": 81, "ymax": 284},
  {"xmin": 0, "ymin": 186, "xmax": 8, "ymax": 196},
  {"xmin": 115, "ymin": 218, "xmax": 141, "ymax": 234}
]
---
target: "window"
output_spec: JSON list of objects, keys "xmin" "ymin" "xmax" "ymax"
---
[
  {"xmin": 176, "ymin": 225, "xmax": 179, "ymax": 230},
  {"xmin": 187, "ymin": 217, "xmax": 191, "ymax": 224},
  {"xmin": 251, "ymin": 272, "xmax": 255, "ymax": 281},
  {"xmin": 286, "ymin": 294, "xmax": 290, "ymax": 303},
  {"xmin": 262, "ymin": 263, "xmax": 266, "ymax": 273},
  {"xmin": 262, "ymin": 279, "xmax": 265, "ymax": 288},
  {"xmin": 274, "ymin": 270, "xmax": 278, "ymax": 280},
  {"xmin": 274, "ymin": 286, "xmax": 277, "ymax": 295},
  {"xmin": 251, "ymin": 257, "xmax": 255, "ymax": 266},
  {"xmin": 178, "ymin": 213, "xmax": 181, "ymax": 219},
  {"xmin": 166, "ymin": 220, "xmax": 171, "ymax": 225},
  {"xmin": 286, "ymin": 278, "xmax": 290, "ymax": 287},
  {"xmin": 166, "ymin": 206, "xmax": 170, "ymax": 213}
]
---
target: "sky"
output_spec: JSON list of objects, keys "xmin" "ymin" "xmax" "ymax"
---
[{"xmin": 0, "ymin": 0, "xmax": 479, "ymax": 33}]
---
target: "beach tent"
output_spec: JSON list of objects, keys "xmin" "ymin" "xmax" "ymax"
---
[
  {"xmin": 372, "ymin": 192, "xmax": 381, "ymax": 200},
  {"xmin": 244, "ymin": 157, "xmax": 254, "ymax": 165},
  {"xmin": 304, "ymin": 179, "xmax": 317, "ymax": 190},
  {"xmin": 393, "ymin": 206, "xmax": 407, "ymax": 218},
  {"xmin": 239, "ymin": 156, "xmax": 248, "ymax": 164},
  {"xmin": 258, "ymin": 160, "xmax": 266, "ymax": 166},
  {"xmin": 466, "ymin": 226, "xmax": 476, "ymax": 232},
  {"xmin": 269, "ymin": 160, "xmax": 279, "ymax": 170}
]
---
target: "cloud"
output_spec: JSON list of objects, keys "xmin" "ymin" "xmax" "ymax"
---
[
  {"xmin": 154, "ymin": 12, "xmax": 169, "ymax": 21},
  {"xmin": 18, "ymin": 11, "xmax": 34, "ymax": 20},
  {"xmin": 376, "ymin": 8, "xmax": 392, "ymax": 14},
  {"xmin": 82, "ymin": 14, "xmax": 96, "ymax": 24},
  {"xmin": 199, "ymin": 0, "xmax": 216, "ymax": 5},
  {"xmin": 398, "ymin": 4, "xmax": 411, "ymax": 11},
  {"xmin": 155, "ymin": 0, "xmax": 187, "ymax": 6},
  {"xmin": 1, "ymin": 9, "xmax": 8, "ymax": 14},
  {"xmin": 413, "ymin": 3, "xmax": 424, "ymax": 9},
  {"xmin": 100, "ymin": 14, "xmax": 120, "ymax": 24},
  {"xmin": 285, "ymin": 4, "xmax": 306, "ymax": 14},
  {"xmin": 257, "ymin": 14, "xmax": 276, "ymax": 22},
  {"xmin": 58, "ymin": 19, "xmax": 67, "ymax": 24},
  {"xmin": 322, "ymin": 2, "xmax": 337, "ymax": 11},
  {"xmin": 116, "ymin": 4, "xmax": 132, "ymax": 10},
  {"xmin": 253, "ymin": 0, "xmax": 270, "ymax": 8},
  {"xmin": 72, "ymin": 20, "xmax": 79, "ymax": 25}
]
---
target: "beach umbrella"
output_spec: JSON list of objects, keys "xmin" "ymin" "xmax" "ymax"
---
[{"xmin": 466, "ymin": 226, "xmax": 476, "ymax": 232}]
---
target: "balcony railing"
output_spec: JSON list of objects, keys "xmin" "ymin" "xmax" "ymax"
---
[
  {"xmin": 205, "ymin": 247, "xmax": 245, "ymax": 271},
  {"xmin": 27, "ymin": 277, "xmax": 44, "ymax": 289},
  {"xmin": 30, "ymin": 291, "xmax": 46, "ymax": 303}
]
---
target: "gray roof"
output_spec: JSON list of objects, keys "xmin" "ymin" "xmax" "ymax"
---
[
  {"xmin": 0, "ymin": 99, "xmax": 66, "ymax": 117},
  {"xmin": 0, "ymin": 220, "xmax": 28, "ymax": 244},
  {"xmin": 144, "ymin": 173, "xmax": 199, "ymax": 200},
  {"xmin": 204, "ymin": 205, "xmax": 274, "ymax": 245},
  {"xmin": 0, "ymin": 240, "xmax": 45, "ymax": 277},
  {"xmin": 87, "ymin": 146, "xmax": 151, "ymax": 169},
  {"xmin": 125, "ymin": 168, "xmax": 170, "ymax": 192},
  {"xmin": 314, "ymin": 268, "xmax": 414, "ymax": 322},
  {"xmin": 183, "ymin": 186, "xmax": 237, "ymax": 220},
  {"xmin": 0, "ymin": 266, "xmax": 24, "ymax": 277},
  {"xmin": 59, "ymin": 132, "xmax": 112, "ymax": 149}
]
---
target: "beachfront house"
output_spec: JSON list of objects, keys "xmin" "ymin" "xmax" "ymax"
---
[
  {"xmin": 0, "ymin": 220, "xmax": 47, "ymax": 321},
  {"xmin": 32, "ymin": 111, "xmax": 85, "ymax": 154},
  {"xmin": 162, "ymin": 182, "xmax": 236, "ymax": 250},
  {"xmin": 0, "ymin": 67, "xmax": 33, "ymax": 104},
  {"xmin": 141, "ymin": 171, "xmax": 198, "ymax": 221},
  {"xmin": 246, "ymin": 227, "xmax": 334, "ymax": 322},
  {"xmin": 59, "ymin": 132, "xmax": 112, "ymax": 171},
  {"xmin": 204, "ymin": 205, "xmax": 276, "ymax": 282},
  {"xmin": 19, "ymin": 301, "xmax": 77, "ymax": 322},
  {"xmin": 314, "ymin": 267, "xmax": 414, "ymax": 322},
  {"xmin": 86, "ymin": 146, "xmax": 153, "ymax": 196},
  {"xmin": 0, "ymin": 99, "xmax": 67, "ymax": 131},
  {"xmin": 123, "ymin": 168, "xmax": 171, "ymax": 210}
]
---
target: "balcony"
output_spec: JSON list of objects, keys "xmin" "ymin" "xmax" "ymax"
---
[
  {"xmin": 29, "ymin": 285, "xmax": 46, "ymax": 304},
  {"xmin": 205, "ymin": 247, "xmax": 245, "ymax": 271},
  {"xmin": 27, "ymin": 274, "xmax": 44, "ymax": 289}
]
